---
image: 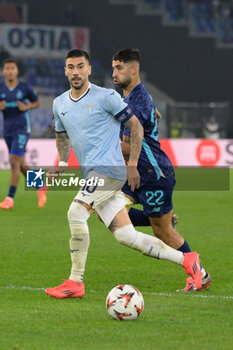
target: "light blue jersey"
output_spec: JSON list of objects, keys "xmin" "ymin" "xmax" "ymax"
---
[{"xmin": 53, "ymin": 83, "xmax": 133, "ymax": 180}]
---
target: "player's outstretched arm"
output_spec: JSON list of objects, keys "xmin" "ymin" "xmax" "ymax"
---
[
  {"xmin": 47, "ymin": 131, "xmax": 71, "ymax": 181},
  {"xmin": 124, "ymin": 115, "xmax": 143, "ymax": 191}
]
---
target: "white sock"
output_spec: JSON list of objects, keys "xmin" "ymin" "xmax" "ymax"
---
[
  {"xmin": 201, "ymin": 266, "xmax": 206, "ymax": 278},
  {"xmin": 114, "ymin": 225, "xmax": 184, "ymax": 265},
  {"xmin": 134, "ymin": 231, "xmax": 184, "ymax": 265},
  {"xmin": 69, "ymin": 224, "xmax": 90, "ymax": 282}
]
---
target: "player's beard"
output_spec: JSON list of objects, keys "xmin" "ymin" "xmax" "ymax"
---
[
  {"xmin": 70, "ymin": 77, "xmax": 85, "ymax": 90},
  {"xmin": 115, "ymin": 78, "xmax": 131, "ymax": 89}
]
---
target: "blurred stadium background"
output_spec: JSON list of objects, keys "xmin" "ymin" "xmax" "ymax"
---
[
  {"xmin": 0, "ymin": 0, "xmax": 233, "ymax": 168},
  {"xmin": 1, "ymin": 2, "xmax": 233, "ymax": 349}
]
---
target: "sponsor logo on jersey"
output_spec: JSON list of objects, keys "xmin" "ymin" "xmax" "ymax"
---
[{"xmin": 61, "ymin": 111, "xmax": 69, "ymax": 116}]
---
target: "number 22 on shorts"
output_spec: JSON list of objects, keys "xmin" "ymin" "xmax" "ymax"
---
[{"xmin": 145, "ymin": 190, "xmax": 164, "ymax": 207}]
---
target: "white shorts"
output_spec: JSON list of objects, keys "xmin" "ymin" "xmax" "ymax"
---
[{"xmin": 74, "ymin": 171, "xmax": 127, "ymax": 227}]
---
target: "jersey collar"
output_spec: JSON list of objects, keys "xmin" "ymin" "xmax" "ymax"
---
[
  {"xmin": 69, "ymin": 83, "xmax": 91, "ymax": 102},
  {"xmin": 4, "ymin": 80, "xmax": 20, "ymax": 91},
  {"xmin": 123, "ymin": 82, "xmax": 142, "ymax": 100}
]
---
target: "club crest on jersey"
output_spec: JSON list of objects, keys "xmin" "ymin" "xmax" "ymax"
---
[
  {"xmin": 16, "ymin": 90, "xmax": 23, "ymax": 99},
  {"xmin": 1, "ymin": 93, "xmax": 6, "ymax": 98},
  {"xmin": 84, "ymin": 103, "xmax": 96, "ymax": 114}
]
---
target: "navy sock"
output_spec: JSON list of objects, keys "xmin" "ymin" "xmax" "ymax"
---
[
  {"xmin": 177, "ymin": 240, "xmax": 191, "ymax": 253},
  {"xmin": 177, "ymin": 240, "xmax": 204, "ymax": 270},
  {"xmin": 128, "ymin": 208, "xmax": 150, "ymax": 226},
  {"xmin": 8, "ymin": 186, "xmax": 17, "ymax": 199}
]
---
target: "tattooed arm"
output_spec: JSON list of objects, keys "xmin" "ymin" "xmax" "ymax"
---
[
  {"xmin": 124, "ymin": 115, "xmax": 143, "ymax": 191},
  {"xmin": 121, "ymin": 135, "xmax": 130, "ymax": 160},
  {"xmin": 56, "ymin": 131, "xmax": 71, "ymax": 163},
  {"xmin": 47, "ymin": 131, "xmax": 71, "ymax": 181},
  {"xmin": 124, "ymin": 115, "xmax": 143, "ymax": 166}
]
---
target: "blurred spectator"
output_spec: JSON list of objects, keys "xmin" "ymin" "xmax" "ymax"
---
[
  {"xmin": 226, "ymin": 111, "xmax": 233, "ymax": 138},
  {"xmin": 65, "ymin": 2, "xmax": 77, "ymax": 26},
  {"xmin": 166, "ymin": 0, "xmax": 186, "ymax": 22},
  {"xmin": 219, "ymin": 1, "xmax": 231, "ymax": 18},
  {"xmin": 37, "ymin": 59, "xmax": 49, "ymax": 77},
  {"xmin": 212, "ymin": 0, "xmax": 220, "ymax": 16},
  {"xmin": 0, "ymin": 46, "xmax": 10, "ymax": 68},
  {"xmin": 219, "ymin": 1, "xmax": 233, "ymax": 42},
  {"xmin": 170, "ymin": 118, "xmax": 183, "ymax": 138},
  {"xmin": 191, "ymin": 0, "xmax": 216, "ymax": 33},
  {"xmin": 204, "ymin": 116, "xmax": 220, "ymax": 139}
]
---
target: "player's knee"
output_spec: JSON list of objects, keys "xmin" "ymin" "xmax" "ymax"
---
[
  {"xmin": 20, "ymin": 161, "xmax": 26, "ymax": 171},
  {"xmin": 9, "ymin": 156, "xmax": 21, "ymax": 170},
  {"xmin": 152, "ymin": 225, "xmax": 175, "ymax": 243},
  {"xmin": 67, "ymin": 202, "xmax": 90, "ymax": 223},
  {"xmin": 152, "ymin": 226, "xmax": 163, "ymax": 240},
  {"xmin": 113, "ymin": 224, "xmax": 138, "ymax": 247}
]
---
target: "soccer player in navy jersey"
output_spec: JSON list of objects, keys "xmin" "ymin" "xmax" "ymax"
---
[
  {"xmin": 0, "ymin": 59, "xmax": 47, "ymax": 209},
  {"xmin": 112, "ymin": 48, "xmax": 211, "ymax": 291}
]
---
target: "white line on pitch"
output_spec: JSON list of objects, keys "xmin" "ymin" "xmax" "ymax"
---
[
  {"xmin": 142, "ymin": 291, "xmax": 233, "ymax": 300},
  {"xmin": 0, "ymin": 285, "xmax": 45, "ymax": 291},
  {"xmin": 0, "ymin": 285, "xmax": 233, "ymax": 300}
]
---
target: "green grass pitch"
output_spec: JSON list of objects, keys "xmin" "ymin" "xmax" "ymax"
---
[{"xmin": 0, "ymin": 170, "xmax": 233, "ymax": 350}]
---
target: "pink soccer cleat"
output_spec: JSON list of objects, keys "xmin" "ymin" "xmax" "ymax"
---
[
  {"xmin": 0, "ymin": 197, "xmax": 14, "ymax": 210},
  {"xmin": 37, "ymin": 190, "xmax": 47, "ymax": 208},
  {"xmin": 182, "ymin": 252, "xmax": 202, "ymax": 290},
  {"xmin": 177, "ymin": 271, "xmax": 212, "ymax": 292},
  {"xmin": 45, "ymin": 279, "xmax": 85, "ymax": 299}
]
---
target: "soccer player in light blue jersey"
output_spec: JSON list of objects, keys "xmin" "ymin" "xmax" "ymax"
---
[
  {"xmin": 0, "ymin": 59, "xmax": 47, "ymax": 209},
  {"xmin": 45, "ymin": 49, "xmax": 202, "ymax": 299},
  {"xmin": 112, "ymin": 48, "xmax": 211, "ymax": 292}
]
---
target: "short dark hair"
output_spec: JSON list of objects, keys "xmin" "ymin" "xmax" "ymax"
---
[
  {"xmin": 66, "ymin": 49, "xmax": 90, "ymax": 63},
  {"xmin": 3, "ymin": 58, "xmax": 18, "ymax": 67},
  {"xmin": 112, "ymin": 48, "xmax": 141, "ymax": 63}
]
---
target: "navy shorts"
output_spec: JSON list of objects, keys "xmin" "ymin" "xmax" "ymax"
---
[
  {"xmin": 4, "ymin": 132, "xmax": 30, "ymax": 157},
  {"xmin": 122, "ymin": 172, "xmax": 175, "ymax": 218}
]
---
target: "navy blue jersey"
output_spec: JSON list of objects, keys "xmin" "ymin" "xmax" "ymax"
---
[
  {"xmin": 123, "ymin": 83, "xmax": 173, "ymax": 180},
  {"xmin": 0, "ymin": 81, "xmax": 38, "ymax": 136}
]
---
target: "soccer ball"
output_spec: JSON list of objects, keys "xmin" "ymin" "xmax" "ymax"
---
[{"xmin": 106, "ymin": 284, "xmax": 144, "ymax": 320}]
